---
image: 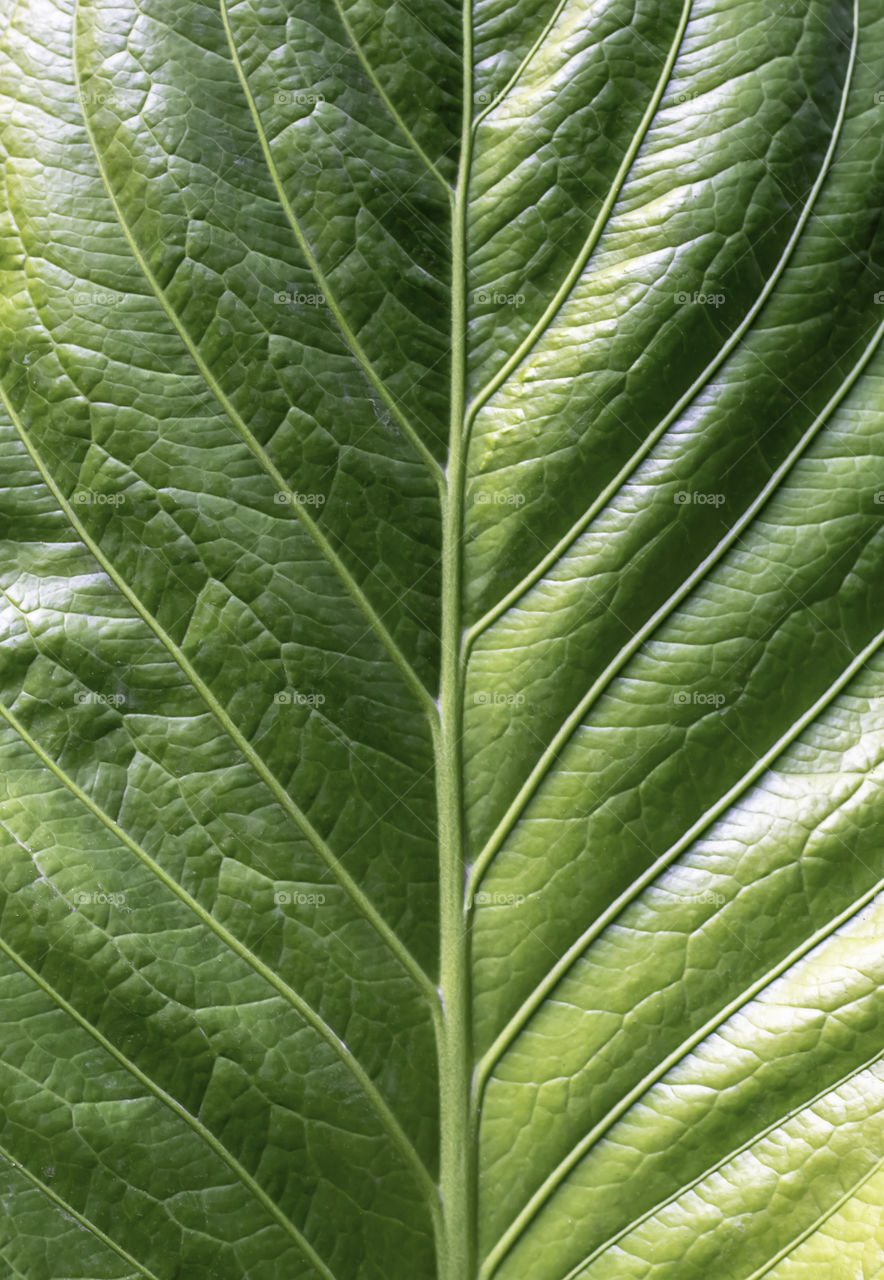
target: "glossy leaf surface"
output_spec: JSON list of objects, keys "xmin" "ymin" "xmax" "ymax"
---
[{"xmin": 1, "ymin": 0, "xmax": 884, "ymax": 1276}]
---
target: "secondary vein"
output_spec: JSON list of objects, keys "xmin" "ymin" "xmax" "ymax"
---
[
  {"xmin": 0, "ymin": 1141, "xmax": 162, "ymax": 1280},
  {"xmin": 480, "ymin": 865, "xmax": 884, "ymax": 1279},
  {"xmin": 467, "ymin": 313, "xmax": 884, "ymax": 900},
  {"xmin": 330, "ymin": 0, "xmax": 453, "ymax": 193},
  {"xmin": 69, "ymin": 3, "xmax": 438, "ymax": 726},
  {"xmin": 463, "ymin": 0, "xmax": 859, "ymax": 653},
  {"xmin": 0, "ymin": 697, "xmax": 438, "ymax": 1215},
  {"xmin": 0, "ymin": 935, "xmax": 341, "ymax": 1280},
  {"xmin": 0, "ymin": 378, "xmax": 438, "ymax": 1014},
  {"xmin": 464, "ymin": 0, "xmax": 693, "ymax": 435},
  {"xmin": 217, "ymin": 0, "xmax": 445, "ymax": 488}
]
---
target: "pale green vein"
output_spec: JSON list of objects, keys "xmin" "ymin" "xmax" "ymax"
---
[
  {"xmin": 467, "ymin": 314, "xmax": 884, "ymax": 901},
  {"xmin": 330, "ymin": 0, "xmax": 453, "ymax": 193},
  {"xmin": 0, "ymin": 696, "xmax": 439, "ymax": 1219},
  {"xmin": 0, "ymin": 1141, "xmax": 162, "ymax": 1280},
  {"xmin": 464, "ymin": 0, "xmax": 693, "ymax": 435},
  {"xmin": 471, "ymin": 0, "xmax": 571, "ymax": 132},
  {"xmin": 0, "ymin": 935, "xmax": 340, "ymax": 1280},
  {"xmin": 473, "ymin": 619, "xmax": 884, "ymax": 1100},
  {"xmin": 745, "ymin": 1152, "xmax": 884, "ymax": 1280},
  {"xmin": 70, "ymin": 8, "xmax": 439, "ymax": 727},
  {"xmin": 479, "ymin": 869, "xmax": 884, "ymax": 1280},
  {"xmin": 434, "ymin": 0, "xmax": 476, "ymax": 1273},
  {"xmin": 0, "ymin": 379, "xmax": 439, "ymax": 1018},
  {"xmin": 463, "ymin": 0, "xmax": 859, "ymax": 653},
  {"xmin": 216, "ymin": 0, "xmax": 445, "ymax": 486},
  {"xmin": 559, "ymin": 1046, "xmax": 884, "ymax": 1280}
]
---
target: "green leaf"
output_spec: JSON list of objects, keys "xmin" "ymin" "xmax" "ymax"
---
[{"xmin": 2, "ymin": 0, "xmax": 884, "ymax": 1276}]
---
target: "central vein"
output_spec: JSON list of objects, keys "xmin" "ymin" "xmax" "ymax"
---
[{"xmin": 436, "ymin": 0, "xmax": 476, "ymax": 1275}]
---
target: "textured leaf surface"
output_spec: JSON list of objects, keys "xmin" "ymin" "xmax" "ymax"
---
[{"xmin": 1, "ymin": 0, "xmax": 884, "ymax": 1276}]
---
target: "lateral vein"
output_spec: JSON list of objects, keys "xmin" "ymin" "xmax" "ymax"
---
[
  {"xmin": 69, "ymin": 4, "xmax": 438, "ymax": 725},
  {"xmin": 216, "ymin": 0, "xmax": 445, "ymax": 487},
  {"xmin": 330, "ymin": 0, "xmax": 453, "ymax": 193},
  {"xmin": 480, "ymin": 865, "xmax": 884, "ymax": 1279},
  {"xmin": 0, "ymin": 1141, "xmax": 162, "ymax": 1280},
  {"xmin": 0, "ymin": 697, "xmax": 438, "ymax": 1214},
  {"xmin": 0, "ymin": 379, "xmax": 438, "ymax": 1015},
  {"xmin": 464, "ymin": 0, "xmax": 859, "ymax": 651},
  {"xmin": 464, "ymin": 0, "xmax": 693, "ymax": 432},
  {"xmin": 467, "ymin": 312, "xmax": 884, "ymax": 899},
  {"xmin": 557, "ymin": 1043, "xmax": 884, "ymax": 1280},
  {"xmin": 0, "ymin": 936, "xmax": 341, "ymax": 1280},
  {"xmin": 475, "ymin": 619, "xmax": 884, "ymax": 1096}
]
